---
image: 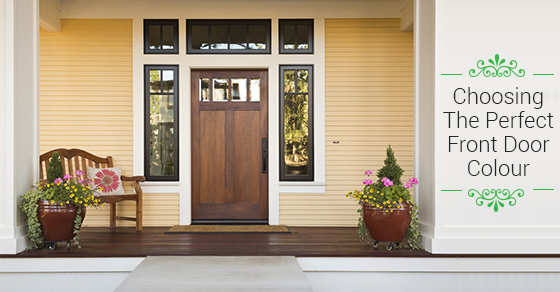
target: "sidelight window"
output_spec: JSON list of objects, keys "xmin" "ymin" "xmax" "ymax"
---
[
  {"xmin": 280, "ymin": 65, "xmax": 314, "ymax": 181},
  {"xmin": 144, "ymin": 65, "xmax": 179, "ymax": 181}
]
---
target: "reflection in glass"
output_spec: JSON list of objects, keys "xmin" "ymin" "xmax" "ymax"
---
[
  {"xmin": 162, "ymin": 70, "xmax": 174, "ymax": 93},
  {"xmin": 297, "ymin": 70, "xmax": 309, "ymax": 93},
  {"xmin": 149, "ymin": 94, "xmax": 175, "ymax": 176},
  {"xmin": 211, "ymin": 25, "xmax": 228, "ymax": 49},
  {"xmin": 230, "ymin": 25, "xmax": 247, "ymax": 49},
  {"xmin": 213, "ymin": 79, "xmax": 228, "ymax": 101},
  {"xmin": 149, "ymin": 25, "xmax": 161, "ymax": 49},
  {"xmin": 200, "ymin": 78, "xmax": 210, "ymax": 101},
  {"xmin": 248, "ymin": 25, "xmax": 266, "ymax": 49},
  {"xmin": 250, "ymin": 79, "xmax": 260, "ymax": 101},
  {"xmin": 192, "ymin": 25, "xmax": 209, "ymax": 50},
  {"xmin": 231, "ymin": 79, "xmax": 247, "ymax": 101},
  {"xmin": 150, "ymin": 70, "xmax": 161, "ymax": 93},
  {"xmin": 162, "ymin": 25, "xmax": 174, "ymax": 49},
  {"xmin": 283, "ymin": 25, "xmax": 296, "ymax": 50},
  {"xmin": 297, "ymin": 25, "xmax": 309, "ymax": 49},
  {"xmin": 283, "ymin": 94, "xmax": 309, "ymax": 176},
  {"xmin": 284, "ymin": 70, "xmax": 295, "ymax": 93}
]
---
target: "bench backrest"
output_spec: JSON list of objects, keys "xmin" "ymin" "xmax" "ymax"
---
[{"xmin": 39, "ymin": 148, "xmax": 114, "ymax": 181}]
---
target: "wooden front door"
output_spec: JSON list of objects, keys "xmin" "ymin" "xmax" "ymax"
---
[{"xmin": 191, "ymin": 70, "xmax": 268, "ymax": 221}]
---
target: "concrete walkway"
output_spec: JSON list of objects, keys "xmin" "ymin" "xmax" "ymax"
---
[{"xmin": 114, "ymin": 256, "xmax": 314, "ymax": 292}]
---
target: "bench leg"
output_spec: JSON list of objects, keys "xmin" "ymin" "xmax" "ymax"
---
[
  {"xmin": 110, "ymin": 203, "xmax": 116, "ymax": 228},
  {"xmin": 136, "ymin": 199, "xmax": 142, "ymax": 232}
]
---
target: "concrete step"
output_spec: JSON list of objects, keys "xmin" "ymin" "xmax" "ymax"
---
[{"xmin": 115, "ymin": 256, "xmax": 314, "ymax": 292}]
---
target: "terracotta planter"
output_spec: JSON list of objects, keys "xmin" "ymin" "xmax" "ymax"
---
[
  {"xmin": 37, "ymin": 200, "xmax": 86, "ymax": 242},
  {"xmin": 362, "ymin": 202, "xmax": 411, "ymax": 243}
]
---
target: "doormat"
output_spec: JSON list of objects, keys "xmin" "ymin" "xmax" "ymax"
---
[{"xmin": 165, "ymin": 225, "xmax": 291, "ymax": 234}]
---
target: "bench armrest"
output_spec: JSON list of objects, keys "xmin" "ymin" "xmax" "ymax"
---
[
  {"xmin": 121, "ymin": 175, "xmax": 146, "ymax": 182},
  {"xmin": 121, "ymin": 175, "xmax": 145, "ymax": 196}
]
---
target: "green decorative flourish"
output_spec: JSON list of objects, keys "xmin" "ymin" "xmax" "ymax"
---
[
  {"xmin": 469, "ymin": 54, "xmax": 525, "ymax": 77},
  {"xmin": 468, "ymin": 189, "xmax": 524, "ymax": 212}
]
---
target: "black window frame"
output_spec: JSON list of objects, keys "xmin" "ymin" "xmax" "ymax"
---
[
  {"xmin": 144, "ymin": 65, "xmax": 179, "ymax": 181},
  {"xmin": 279, "ymin": 65, "xmax": 314, "ymax": 181},
  {"xmin": 144, "ymin": 19, "xmax": 179, "ymax": 54},
  {"xmin": 187, "ymin": 19, "xmax": 271, "ymax": 54},
  {"xmin": 279, "ymin": 19, "xmax": 314, "ymax": 54}
]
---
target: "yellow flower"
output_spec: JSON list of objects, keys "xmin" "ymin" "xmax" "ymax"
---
[
  {"xmin": 47, "ymin": 184, "xmax": 50, "ymax": 187},
  {"xmin": 368, "ymin": 196, "xmax": 372, "ymax": 199},
  {"xmin": 64, "ymin": 183, "xmax": 67, "ymax": 187},
  {"xmin": 82, "ymin": 188, "xmax": 86, "ymax": 191},
  {"xmin": 360, "ymin": 192, "xmax": 363, "ymax": 195},
  {"xmin": 376, "ymin": 191, "xmax": 379, "ymax": 193},
  {"xmin": 79, "ymin": 201, "xmax": 82, "ymax": 204},
  {"xmin": 346, "ymin": 194, "xmax": 349, "ymax": 198},
  {"xmin": 398, "ymin": 199, "xmax": 402, "ymax": 203},
  {"xmin": 381, "ymin": 193, "xmax": 384, "ymax": 196},
  {"xmin": 393, "ymin": 201, "xmax": 396, "ymax": 204},
  {"xmin": 101, "ymin": 203, "xmax": 105, "ymax": 206},
  {"xmin": 369, "ymin": 189, "xmax": 373, "ymax": 193},
  {"xmin": 70, "ymin": 194, "xmax": 74, "ymax": 198},
  {"xmin": 376, "ymin": 204, "xmax": 380, "ymax": 208},
  {"xmin": 50, "ymin": 200, "xmax": 54, "ymax": 204},
  {"xmin": 65, "ymin": 187, "xmax": 69, "ymax": 190},
  {"xmin": 99, "ymin": 187, "xmax": 103, "ymax": 191},
  {"xmin": 388, "ymin": 205, "xmax": 392, "ymax": 208},
  {"xmin": 60, "ymin": 203, "xmax": 64, "ymax": 206},
  {"xmin": 385, "ymin": 210, "xmax": 389, "ymax": 213},
  {"xmin": 390, "ymin": 209, "xmax": 394, "ymax": 213},
  {"xmin": 373, "ymin": 198, "xmax": 376, "ymax": 201}
]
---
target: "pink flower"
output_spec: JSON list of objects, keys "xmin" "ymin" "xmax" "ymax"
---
[
  {"xmin": 409, "ymin": 177, "xmax": 419, "ymax": 185},
  {"xmin": 364, "ymin": 170, "xmax": 373, "ymax": 176},
  {"xmin": 75, "ymin": 170, "xmax": 85, "ymax": 176},
  {"xmin": 363, "ymin": 179, "xmax": 373, "ymax": 185},
  {"xmin": 404, "ymin": 182, "xmax": 412, "ymax": 188},
  {"xmin": 78, "ymin": 179, "xmax": 84, "ymax": 184},
  {"xmin": 63, "ymin": 174, "xmax": 72, "ymax": 180},
  {"xmin": 53, "ymin": 178, "xmax": 63, "ymax": 184},
  {"xmin": 381, "ymin": 177, "xmax": 389, "ymax": 182},
  {"xmin": 93, "ymin": 169, "xmax": 120, "ymax": 193},
  {"xmin": 383, "ymin": 179, "xmax": 393, "ymax": 187}
]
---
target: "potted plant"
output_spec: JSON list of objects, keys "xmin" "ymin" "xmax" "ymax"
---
[
  {"xmin": 19, "ymin": 152, "xmax": 103, "ymax": 250},
  {"xmin": 346, "ymin": 145, "xmax": 422, "ymax": 250}
]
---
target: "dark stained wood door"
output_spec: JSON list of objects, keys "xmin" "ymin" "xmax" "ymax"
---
[{"xmin": 191, "ymin": 70, "xmax": 268, "ymax": 220}]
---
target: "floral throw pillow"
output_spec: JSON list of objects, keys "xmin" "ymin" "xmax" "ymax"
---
[{"xmin": 86, "ymin": 166, "xmax": 126, "ymax": 195}]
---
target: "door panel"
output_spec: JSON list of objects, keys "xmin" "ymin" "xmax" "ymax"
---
[
  {"xmin": 199, "ymin": 111, "xmax": 226, "ymax": 204},
  {"xmin": 192, "ymin": 70, "xmax": 268, "ymax": 220},
  {"xmin": 234, "ymin": 111, "xmax": 261, "ymax": 204}
]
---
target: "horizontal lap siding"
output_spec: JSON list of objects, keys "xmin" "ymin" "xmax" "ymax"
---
[
  {"xmin": 40, "ymin": 19, "xmax": 179, "ymax": 226},
  {"xmin": 280, "ymin": 19, "xmax": 414, "ymax": 226}
]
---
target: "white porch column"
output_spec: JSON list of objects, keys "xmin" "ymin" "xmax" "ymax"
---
[
  {"xmin": 0, "ymin": 0, "xmax": 40, "ymax": 254},
  {"xmin": 415, "ymin": 0, "xmax": 560, "ymax": 254}
]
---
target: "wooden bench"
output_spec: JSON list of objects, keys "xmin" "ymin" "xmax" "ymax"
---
[{"xmin": 40, "ymin": 148, "xmax": 145, "ymax": 231}]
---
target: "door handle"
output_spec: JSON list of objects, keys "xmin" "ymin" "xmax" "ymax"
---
[{"xmin": 262, "ymin": 138, "xmax": 267, "ymax": 173}]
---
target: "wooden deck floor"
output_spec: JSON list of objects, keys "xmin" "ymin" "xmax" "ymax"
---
[{"xmin": 2, "ymin": 227, "xmax": 557, "ymax": 258}]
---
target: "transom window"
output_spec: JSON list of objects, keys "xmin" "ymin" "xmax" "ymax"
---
[
  {"xmin": 187, "ymin": 20, "xmax": 271, "ymax": 54},
  {"xmin": 144, "ymin": 65, "xmax": 179, "ymax": 181},
  {"xmin": 279, "ymin": 19, "xmax": 314, "ymax": 54},
  {"xmin": 280, "ymin": 65, "xmax": 314, "ymax": 181},
  {"xmin": 144, "ymin": 19, "xmax": 179, "ymax": 54}
]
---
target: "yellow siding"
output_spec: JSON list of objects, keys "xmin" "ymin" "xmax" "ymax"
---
[
  {"xmin": 280, "ymin": 19, "xmax": 414, "ymax": 226},
  {"xmin": 40, "ymin": 19, "xmax": 179, "ymax": 226}
]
